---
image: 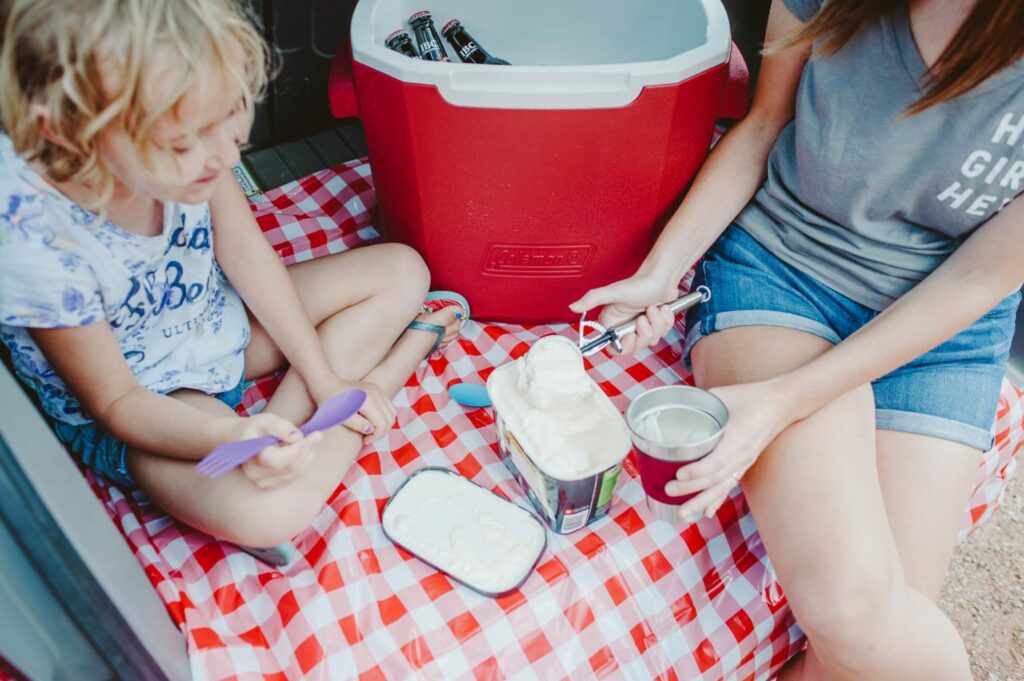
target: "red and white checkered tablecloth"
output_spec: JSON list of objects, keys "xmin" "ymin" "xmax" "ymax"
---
[{"xmin": 79, "ymin": 159, "xmax": 1024, "ymax": 680}]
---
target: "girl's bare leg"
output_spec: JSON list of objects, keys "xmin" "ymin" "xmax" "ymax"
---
[
  {"xmin": 692, "ymin": 326, "xmax": 972, "ymax": 681},
  {"xmin": 128, "ymin": 243, "xmax": 463, "ymax": 547},
  {"xmin": 244, "ymin": 242, "xmax": 460, "ymax": 421}
]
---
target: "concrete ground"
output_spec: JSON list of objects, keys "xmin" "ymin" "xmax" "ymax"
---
[{"xmin": 940, "ymin": 473, "xmax": 1024, "ymax": 679}]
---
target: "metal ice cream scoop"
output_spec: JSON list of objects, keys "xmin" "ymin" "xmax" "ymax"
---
[{"xmin": 578, "ymin": 287, "xmax": 710, "ymax": 356}]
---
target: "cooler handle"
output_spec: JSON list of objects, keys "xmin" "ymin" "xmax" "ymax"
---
[
  {"xmin": 718, "ymin": 42, "xmax": 750, "ymax": 121},
  {"xmin": 328, "ymin": 40, "xmax": 360, "ymax": 120}
]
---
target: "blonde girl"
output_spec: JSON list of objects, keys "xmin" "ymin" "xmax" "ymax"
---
[{"xmin": 0, "ymin": 0, "xmax": 467, "ymax": 563}]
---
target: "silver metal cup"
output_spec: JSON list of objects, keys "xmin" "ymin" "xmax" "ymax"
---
[{"xmin": 625, "ymin": 386, "xmax": 728, "ymax": 522}]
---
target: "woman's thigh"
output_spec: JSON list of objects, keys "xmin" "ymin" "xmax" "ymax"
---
[{"xmin": 875, "ymin": 430, "xmax": 980, "ymax": 600}]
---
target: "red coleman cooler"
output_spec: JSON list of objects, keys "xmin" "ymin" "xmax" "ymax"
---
[{"xmin": 329, "ymin": 0, "xmax": 749, "ymax": 323}]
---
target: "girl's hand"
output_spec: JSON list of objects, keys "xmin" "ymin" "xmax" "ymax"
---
[
  {"xmin": 225, "ymin": 413, "xmax": 323, "ymax": 489},
  {"xmin": 667, "ymin": 379, "xmax": 801, "ymax": 522},
  {"xmin": 309, "ymin": 375, "xmax": 396, "ymax": 445},
  {"xmin": 569, "ymin": 273, "xmax": 680, "ymax": 354}
]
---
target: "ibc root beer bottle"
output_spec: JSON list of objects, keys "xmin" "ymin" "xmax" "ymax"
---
[
  {"xmin": 409, "ymin": 11, "xmax": 450, "ymax": 62},
  {"xmin": 385, "ymin": 29, "xmax": 420, "ymax": 59},
  {"xmin": 441, "ymin": 19, "xmax": 510, "ymax": 65}
]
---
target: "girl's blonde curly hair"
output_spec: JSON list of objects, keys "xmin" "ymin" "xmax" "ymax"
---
[{"xmin": 0, "ymin": 0, "xmax": 269, "ymax": 209}]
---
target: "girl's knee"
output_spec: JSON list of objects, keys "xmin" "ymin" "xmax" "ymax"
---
[
  {"xmin": 379, "ymin": 243, "xmax": 430, "ymax": 294},
  {"xmin": 217, "ymin": 487, "xmax": 324, "ymax": 549}
]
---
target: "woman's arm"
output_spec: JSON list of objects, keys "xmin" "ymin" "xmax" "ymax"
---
[
  {"xmin": 781, "ymin": 197, "xmax": 1024, "ymax": 421},
  {"xmin": 208, "ymin": 171, "xmax": 339, "ymax": 402},
  {"xmin": 672, "ymin": 197, "xmax": 1024, "ymax": 517},
  {"xmin": 571, "ymin": 0, "xmax": 812, "ymax": 346},
  {"xmin": 641, "ymin": 0, "xmax": 811, "ymax": 284}
]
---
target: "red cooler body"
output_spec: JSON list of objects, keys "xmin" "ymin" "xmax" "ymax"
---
[{"xmin": 331, "ymin": 0, "xmax": 749, "ymax": 323}]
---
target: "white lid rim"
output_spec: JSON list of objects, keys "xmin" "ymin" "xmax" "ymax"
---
[{"xmin": 350, "ymin": 0, "xmax": 732, "ymax": 110}]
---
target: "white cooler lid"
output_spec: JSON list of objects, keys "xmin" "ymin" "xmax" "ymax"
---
[{"xmin": 351, "ymin": 0, "xmax": 732, "ymax": 110}]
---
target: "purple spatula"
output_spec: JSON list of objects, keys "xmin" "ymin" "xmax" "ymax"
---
[{"xmin": 196, "ymin": 389, "xmax": 367, "ymax": 479}]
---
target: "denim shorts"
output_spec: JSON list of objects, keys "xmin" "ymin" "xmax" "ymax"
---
[
  {"xmin": 54, "ymin": 376, "xmax": 251, "ymax": 487},
  {"xmin": 683, "ymin": 226, "xmax": 1020, "ymax": 451}
]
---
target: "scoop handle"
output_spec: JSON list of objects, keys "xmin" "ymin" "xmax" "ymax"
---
[{"xmin": 611, "ymin": 290, "xmax": 705, "ymax": 339}]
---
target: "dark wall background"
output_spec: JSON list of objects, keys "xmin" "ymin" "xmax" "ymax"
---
[
  {"xmin": 722, "ymin": 0, "xmax": 772, "ymax": 84},
  {"xmin": 242, "ymin": 0, "xmax": 771, "ymax": 152},
  {"xmin": 244, "ymin": 0, "xmax": 360, "ymax": 151}
]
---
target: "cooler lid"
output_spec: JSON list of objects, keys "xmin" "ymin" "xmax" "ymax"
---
[{"xmin": 351, "ymin": 0, "xmax": 732, "ymax": 110}]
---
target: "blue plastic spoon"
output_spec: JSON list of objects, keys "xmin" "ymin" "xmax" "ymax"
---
[{"xmin": 448, "ymin": 383, "xmax": 492, "ymax": 408}]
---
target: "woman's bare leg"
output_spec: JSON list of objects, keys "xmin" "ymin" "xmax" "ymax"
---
[
  {"xmin": 782, "ymin": 431, "xmax": 980, "ymax": 680},
  {"xmin": 875, "ymin": 431, "xmax": 980, "ymax": 599},
  {"xmin": 692, "ymin": 326, "xmax": 971, "ymax": 681}
]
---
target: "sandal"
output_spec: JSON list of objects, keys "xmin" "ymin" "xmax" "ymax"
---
[
  {"xmin": 408, "ymin": 290, "xmax": 471, "ymax": 358},
  {"xmin": 239, "ymin": 540, "xmax": 301, "ymax": 567}
]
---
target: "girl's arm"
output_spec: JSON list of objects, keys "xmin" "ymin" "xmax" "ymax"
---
[
  {"xmin": 673, "ymin": 197, "xmax": 1024, "ymax": 515},
  {"xmin": 571, "ymin": 0, "xmax": 811, "ymax": 336},
  {"xmin": 207, "ymin": 171, "xmax": 340, "ymax": 403},
  {"xmin": 29, "ymin": 321, "xmax": 298, "ymax": 460}
]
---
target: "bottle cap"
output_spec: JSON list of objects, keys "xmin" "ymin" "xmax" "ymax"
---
[
  {"xmin": 441, "ymin": 19, "xmax": 462, "ymax": 35},
  {"xmin": 409, "ymin": 10, "xmax": 432, "ymax": 23},
  {"xmin": 385, "ymin": 29, "xmax": 407, "ymax": 43}
]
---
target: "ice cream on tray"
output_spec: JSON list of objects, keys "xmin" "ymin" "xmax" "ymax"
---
[
  {"xmin": 382, "ymin": 468, "xmax": 545, "ymax": 595},
  {"xmin": 487, "ymin": 336, "xmax": 631, "ymax": 479}
]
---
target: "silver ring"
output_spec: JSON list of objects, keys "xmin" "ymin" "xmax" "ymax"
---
[{"xmin": 730, "ymin": 472, "xmax": 741, "ymax": 483}]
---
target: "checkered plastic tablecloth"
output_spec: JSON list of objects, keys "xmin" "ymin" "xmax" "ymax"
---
[{"xmin": 79, "ymin": 159, "xmax": 1023, "ymax": 680}]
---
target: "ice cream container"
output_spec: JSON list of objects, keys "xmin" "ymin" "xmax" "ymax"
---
[
  {"xmin": 625, "ymin": 385, "xmax": 729, "ymax": 523},
  {"xmin": 487, "ymin": 336, "xmax": 633, "ymax": 534},
  {"xmin": 381, "ymin": 467, "xmax": 547, "ymax": 598}
]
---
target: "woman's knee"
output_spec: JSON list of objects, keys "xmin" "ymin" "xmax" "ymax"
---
[{"xmin": 786, "ymin": 559, "xmax": 903, "ymax": 666}]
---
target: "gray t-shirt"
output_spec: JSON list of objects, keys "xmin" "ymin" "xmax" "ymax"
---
[{"xmin": 735, "ymin": 0, "xmax": 1024, "ymax": 310}]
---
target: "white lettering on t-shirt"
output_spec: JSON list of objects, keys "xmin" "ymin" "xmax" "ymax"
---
[
  {"xmin": 992, "ymin": 112, "xmax": 1024, "ymax": 147},
  {"xmin": 1001, "ymin": 160, "xmax": 1024, "ymax": 191},
  {"xmin": 984, "ymin": 157, "xmax": 1009, "ymax": 184},
  {"xmin": 961, "ymin": 150, "xmax": 990, "ymax": 178},
  {"xmin": 938, "ymin": 112, "xmax": 1023, "ymax": 218},
  {"xmin": 965, "ymin": 194, "xmax": 998, "ymax": 217},
  {"xmin": 936, "ymin": 181, "xmax": 973, "ymax": 208}
]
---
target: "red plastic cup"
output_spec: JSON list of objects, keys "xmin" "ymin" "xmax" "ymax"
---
[{"xmin": 625, "ymin": 385, "xmax": 729, "ymax": 523}]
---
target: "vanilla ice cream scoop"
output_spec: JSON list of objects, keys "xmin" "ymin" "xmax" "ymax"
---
[
  {"xmin": 521, "ymin": 336, "xmax": 592, "ymax": 408},
  {"xmin": 489, "ymin": 336, "xmax": 631, "ymax": 479}
]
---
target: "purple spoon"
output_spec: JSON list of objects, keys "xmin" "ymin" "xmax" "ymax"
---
[{"xmin": 196, "ymin": 389, "xmax": 367, "ymax": 479}]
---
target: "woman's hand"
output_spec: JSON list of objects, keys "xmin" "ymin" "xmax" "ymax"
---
[
  {"xmin": 221, "ymin": 413, "xmax": 323, "ymax": 489},
  {"xmin": 668, "ymin": 379, "xmax": 802, "ymax": 522},
  {"xmin": 569, "ymin": 272, "xmax": 681, "ymax": 353},
  {"xmin": 308, "ymin": 374, "xmax": 396, "ymax": 445}
]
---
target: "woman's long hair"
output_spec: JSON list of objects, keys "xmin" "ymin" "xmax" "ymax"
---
[{"xmin": 771, "ymin": 0, "xmax": 1024, "ymax": 115}]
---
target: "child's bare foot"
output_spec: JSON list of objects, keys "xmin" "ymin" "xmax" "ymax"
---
[{"xmin": 361, "ymin": 294, "xmax": 469, "ymax": 395}]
